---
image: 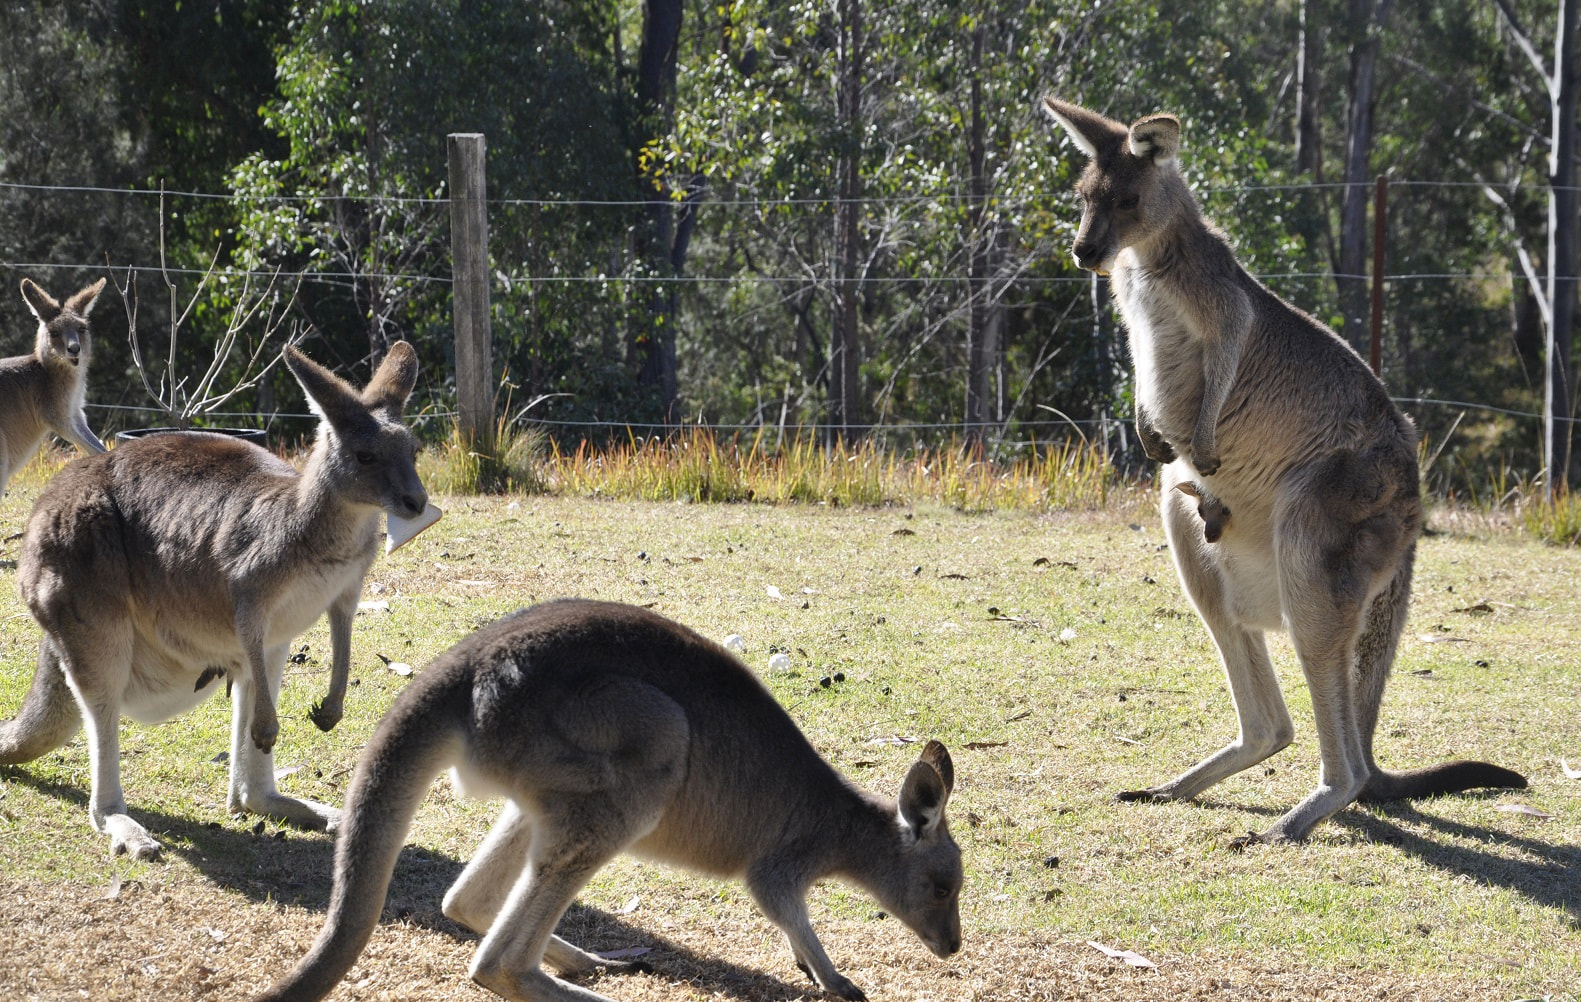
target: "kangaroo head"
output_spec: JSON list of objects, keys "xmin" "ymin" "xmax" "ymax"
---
[
  {"xmin": 878, "ymin": 739, "xmax": 963, "ymax": 960},
  {"xmin": 1173, "ymin": 481, "xmax": 1230, "ymax": 543},
  {"xmin": 1042, "ymin": 97, "xmax": 1184, "ymax": 273},
  {"xmin": 22, "ymin": 277, "xmax": 105, "ymax": 369},
  {"xmin": 285, "ymin": 341, "xmax": 428, "ymax": 518}
]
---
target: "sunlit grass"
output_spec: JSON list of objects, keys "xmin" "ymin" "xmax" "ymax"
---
[{"xmin": 425, "ymin": 425, "xmax": 1121, "ymax": 512}]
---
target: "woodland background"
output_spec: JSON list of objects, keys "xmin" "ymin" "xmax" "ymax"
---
[{"xmin": 0, "ymin": 0, "xmax": 1575, "ymax": 491}]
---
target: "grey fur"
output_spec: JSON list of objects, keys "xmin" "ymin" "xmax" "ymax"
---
[
  {"xmin": 0, "ymin": 278, "xmax": 108, "ymax": 494},
  {"xmin": 1044, "ymin": 98, "xmax": 1525, "ymax": 844},
  {"xmin": 0, "ymin": 342, "xmax": 426, "ymax": 860},
  {"xmin": 254, "ymin": 600, "xmax": 963, "ymax": 1002}
]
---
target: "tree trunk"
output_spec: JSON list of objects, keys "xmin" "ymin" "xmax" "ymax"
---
[
  {"xmin": 1546, "ymin": 0, "xmax": 1579, "ymax": 496},
  {"xmin": 1336, "ymin": 0, "xmax": 1392, "ymax": 349},
  {"xmin": 1295, "ymin": 0, "xmax": 1322, "ymax": 176},
  {"xmin": 632, "ymin": 0, "xmax": 685, "ymax": 423},
  {"xmin": 965, "ymin": 26, "xmax": 994, "ymax": 444},
  {"xmin": 830, "ymin": 0, "xmax": 863, "ymax": 442}
]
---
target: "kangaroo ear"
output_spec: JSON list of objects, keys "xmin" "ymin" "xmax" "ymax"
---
[
  {"xmin": 284, "ymin": 346, "xmax": 369, "ymax": 430},
  {"xmin": 1129, "ymin": 114, "xmax": 1181, "ymax": 164},
  {"xmin": 20, "ymin": 279, "xmax": 60, "ymax": 322},
  {"xmin": 899, "ymin": 741, "xmax": 953, "ymax": 838},
  {"xmin": 361, "ymin": 340, "xmax": 419, "ymax": 416},
  {"xmin": 64, "ymin": 278, "xmax": 107, "ymax": 318},
  {"xmin": 1042, "ymin": 97, "xmax": 1127, "ymax": 159}
]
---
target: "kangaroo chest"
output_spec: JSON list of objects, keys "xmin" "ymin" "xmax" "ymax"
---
[{"xmin": 1111, "ymin": 256, "xmax": 1208, "ymax": 434}]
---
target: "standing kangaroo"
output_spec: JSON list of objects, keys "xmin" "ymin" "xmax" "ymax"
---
[
  {"xmin": 0, "ymin": 278, "xmax": 108, "ymax": 494},
  {"xmin": 1043, "ymin": 98, "xmax": 1525, "ymax": 844},
  {"xmin": 255, "ymin": 599, "xmax": 962, "ymax": 1002},
  {"xmin": 0, "ymin": 342, "xmax": 427, "ymax": 861}
]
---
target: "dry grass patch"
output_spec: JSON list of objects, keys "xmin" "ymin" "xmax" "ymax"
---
[{"xmin": 0, "ymin": 470, "xmax": 1577, "ymax": 1001}]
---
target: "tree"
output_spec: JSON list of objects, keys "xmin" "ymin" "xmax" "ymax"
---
[{"xmin": 1494, "ymin": 0, "xmax": 1580, "ymax": 496}]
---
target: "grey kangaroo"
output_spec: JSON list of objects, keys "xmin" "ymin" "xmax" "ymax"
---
[
  {"xmin": 0, "ymin": 342, "xmax": 427, "ymax": 860},
  {"xmin": 0, "ymin": 278, "xmax": 108, "ymax": 495},
  {"xmin": 1043, "ymin": 98, "xmax": 1525, "ymax": 844},
  {"xmin": 254, "ymin": 599, "xmax": 962, "ymax": 1002}
]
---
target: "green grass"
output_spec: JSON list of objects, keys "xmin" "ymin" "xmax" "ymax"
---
[{"xmin": 0, "ymin": 445, "xmax": 1577, "ymax": 999}]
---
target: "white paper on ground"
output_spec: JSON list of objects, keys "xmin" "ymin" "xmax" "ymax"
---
[{"xmin": 386, "ymin": 503, "xmax": 443, "ymax": 554}]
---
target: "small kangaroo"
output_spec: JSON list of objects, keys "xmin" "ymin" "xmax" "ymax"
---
[
  {"xmin": 0, "ymin": 342, "xmax": 427, "ymax": 860},
  {"xmin": 1043, "ymin": 98, "xmax": 1525, "ymax": 844},
  {"xmin": 254, "ymin": 599, "xmax": 962, "ymax": 1002},
  {"xmin": 0, "ymin": 278, "xmax": 108, "ymax": 495},
  {"xmin": 1173, "ymin": 481, "xmax": 1230, "ymax": 543}
]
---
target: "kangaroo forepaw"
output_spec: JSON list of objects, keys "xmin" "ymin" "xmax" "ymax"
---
[
  {"xmin": 307, "ymin": 699, "xmax": 342, "ymax": 732},
  {"xmin": 1139, "ymin": 435, "xmax": 1176, "ymax": 464},
  {"xmin": 250, "ymin": 713, "xmax": 279, "ymax": 753}
]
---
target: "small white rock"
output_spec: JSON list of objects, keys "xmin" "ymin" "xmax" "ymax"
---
[
  {"xmin": 1059, "ymin": 627, "xmax": 1078, "ymax": 642},
  {"xmin": 724, "ymin": 634, "xmax": 747, "ymax": 652}
]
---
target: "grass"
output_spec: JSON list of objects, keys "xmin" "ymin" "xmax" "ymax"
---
[
  {"xmin": 0, "ymin": 446, "xmax": 1577, "ymax": 1001},
  {"xmin": 424, "ymin": 423, "xmax": 1120, "ymax": 511}
]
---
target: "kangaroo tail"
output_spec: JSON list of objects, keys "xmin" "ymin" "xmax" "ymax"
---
[
  {"xmin": 0, "ymin": 637, "xmax": 83, "ymax": 765},
  {"xmin": 255, "ymin": 665, "xmax": 471, "ymax": 1002},
  {"xmin": 1361, "ymin": 761, "xmax": 1527, "ymax": 802},
  {"xmin": 1351, "ymin": 546, "xmax": 1528, "ymax": 802}
]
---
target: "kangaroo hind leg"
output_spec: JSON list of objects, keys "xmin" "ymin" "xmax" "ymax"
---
[
  {"xmin": 0, "ymin": 636, "xmax": 83, "ymax": 764},
  {"xmin": 465, "ymin": 809, "xmax": 646, "ymax": 1002},
  {"xmin": 1118, "ymin": 488, "xmax": 1293, "ymax": 804}
]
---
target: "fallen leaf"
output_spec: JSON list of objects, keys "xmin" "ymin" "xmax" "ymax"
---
[
  {"xmin": 1408, "ymin": 669, "xmax": 1433, "ymax": 676},
  {"xmin": 1562, "ymin": 759, "xmax": 1581, "ymax": 780},
  {"xmin": 205, "ymin": 928, "xmax": 227, "ymax": 943},
  {"xmin": 865, "ymin": 735, "xmax": 918, "ymax": 746},
  {"xmin": 1451, "ymin": 602, "xmax": 1494, "ymax": 615},
  {"xmin": 1004, "ymin": 709, "xmax": 1032, "ymax": 723},
  {"xmin": 1416, "ymin": 633, "xmax": 1468, "ymax": 644},
  {"xmin": 1114, "ymin": 735, "xmax": 1142, "ymax": 746},
  {"xmin": 1088, "ymin": 941, "xmax": 1157, "ymax": 969},
  {"xmin": 102, "ymin": 875, "xmax": 124, "ymax": 900},
  {"xmin": 274, "ymin": 765, "xmax": 301, "ymax": 781},
  {"xmin": 766, "ymin": 584, "xmax": 784, "ymax": 600},
  {"xmin": 356, "ymin": 600, "xmax": 390, "ymax": 614},
  {"xmin": 1495, "ymin": 804, "xmax": 1555, "ymax": 820},
  {"xmin": 616, "ymin": 895, "xmax": 641, "ymax": 915},
  {"xmin": 964, "ymin": 740, "xmax": 1008, "ymax": 750},
  {"xmin": 386, "ymin": 662, "xmax": 414, "ymax": 676},
  {"xmin": 939, "ymin": 572, "xmax": 970, "ymax": 580},
  {"xmin": 891, "ymin": 528, "xmax": 916, "ymax": 537}
]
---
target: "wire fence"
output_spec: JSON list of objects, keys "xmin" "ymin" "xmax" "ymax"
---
[{"xmin": 6, "ymin": 175, "xmax": 1570, "ymax": 442}]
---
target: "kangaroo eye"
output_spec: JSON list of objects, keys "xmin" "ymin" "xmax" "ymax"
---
[
  {"xmin": 932, "ymin": 882, "xmax": 952, "ymax": 901},
  {"xmin": 355, "ymin": 451, "xmax": 376, "ymax": 465},
  {"xmin": 1117, "ymin": 194, "xmax": 1140, "ymax": 210}
]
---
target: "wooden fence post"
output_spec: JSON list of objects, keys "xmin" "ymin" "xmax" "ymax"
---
[{"xmin": 448, "ymin": 132, "xmax": 492, "ymax": 446}]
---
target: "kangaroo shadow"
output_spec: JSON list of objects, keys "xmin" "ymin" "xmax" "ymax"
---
[
  {"xmin": 2, "ymin": 768, "xmax": 822, "ymax": 1002},
  {"xmin": 1332, "ymin": 797, "xmax": 1581, "ymax": 922},
  {"xmin": 1120, "ymin": 783, "xmax": 1578, "ymax": 919}
]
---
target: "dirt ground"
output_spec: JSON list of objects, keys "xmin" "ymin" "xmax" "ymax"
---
[{"xmin": 0, "ymin": 868, "xmax": 1519, "ymax": 1002}]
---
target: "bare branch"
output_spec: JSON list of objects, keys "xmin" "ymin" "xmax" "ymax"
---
[{"xmin": 1493, "ymin": 0, "xmax": 1552, "ymax": 85}]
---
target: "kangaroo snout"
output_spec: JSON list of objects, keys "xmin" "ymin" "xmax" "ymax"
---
[{"xmin": 398, "ymin": 491, "xmax": 426, "ymax": 517}]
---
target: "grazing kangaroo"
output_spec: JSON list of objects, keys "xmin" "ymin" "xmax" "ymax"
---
[
  {"xmin": 255, "ymin": 599, "xmax": 962, "ymax": 1002},
  {"xmin": 1174, "ymin": 481, "xmax": 1231, "ymax": 544},
  {"xmin": 0, "ymin": 278, "xmax": 108, "ymax": 495},
  {"xmin": 1043, "ymin": 98, "xmax": 1525, "ymax": 844},
  {"xmin": 0, "ymin": 342, "xmax": 427, "ymax": 860}
]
